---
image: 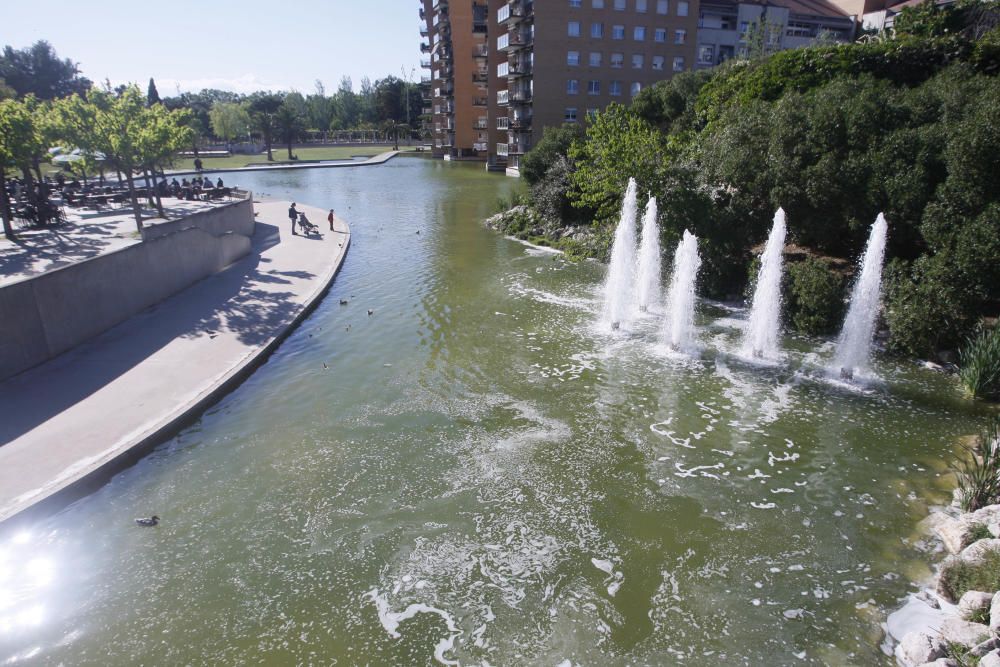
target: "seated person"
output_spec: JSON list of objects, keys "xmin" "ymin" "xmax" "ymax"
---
[{"xmin": 216, "ymin": 177, "xmax": 224, "ymax": 188}]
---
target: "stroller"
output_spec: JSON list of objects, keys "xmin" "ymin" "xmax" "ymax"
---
[{"xmin": 298, "ymin": 211, "xmax": 318, "ymax": 234}]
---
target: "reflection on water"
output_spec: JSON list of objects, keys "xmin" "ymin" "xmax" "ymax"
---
[{"xmin": 0, "ymin": 158, "xmax": 988, "ymax": 665}]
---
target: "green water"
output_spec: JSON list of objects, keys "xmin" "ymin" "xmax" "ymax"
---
[{"xmin": 0, "ymin": 158, "xmax": 988, "ymax": 665}]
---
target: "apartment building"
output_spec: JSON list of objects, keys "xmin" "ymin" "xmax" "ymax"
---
[
  {"xmin": 419, "ymin": 0, "xmax": 852, "ymax": 176},
  {"xmin": 695, "ymin": 0, "xmax": 855, "ymax": 67},
  {"xmin": 494, "ymin": 0, "xmax": 699, "ymax": 175},
  {"xmin": 421, "ymin": 0, "xmax": 491, "ymax": 160}
]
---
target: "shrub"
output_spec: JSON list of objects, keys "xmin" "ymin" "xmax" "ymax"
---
[
  {"xmin": 959, "ymin": 325, "xmax": 1000, "ymax": 400},
  {"xmin": 955, "ymin": 416, "xmax": 1000, "ymax": 512},
  {"xmin": 787, "ymin": 257, "xmax": 846, "ymax": 335},
  {"xmin": 520, "ymin": 124, "xmax": 583, "ymax": 186},
  {"xmin": 938, "ymin": 547, "xmax": 1000, "ymax": 601}
]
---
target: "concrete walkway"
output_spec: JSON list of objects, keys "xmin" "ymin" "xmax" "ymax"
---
[
  {"xmin": 0, "ymin": 201, "xmax": 349, "ymax": 525},
  {"xmin": 169, "ymin": 149, "xmax": 401, "ymax": 176}
]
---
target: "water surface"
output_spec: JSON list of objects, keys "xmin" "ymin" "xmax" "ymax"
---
[{"xmin": 0, "ymin": 158, "xmax": 986, "ymax": 665}]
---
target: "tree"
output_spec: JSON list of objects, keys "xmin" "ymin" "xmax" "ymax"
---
[
  {"xmin": 307, "ymin": 80, "xmax": 334, "ymax": 142},
  {"xmin": 209, "ymin": 101, "xmax": 250, "ymax": 148},
  {"xmin": 521, "ymin": 124, "xmax": 584, "ymax": 185},
  {"xmin": 248, "ymin": 92, "xmax": 282, "ymax": 161},
  {"xmin": 332, "ymin": 76, "xmax": 359, "ymax": 130},
  {"xmin": 0, "ymin": 41, "xmax": 91, "ymax": 100},
  {"xmin": 0, "ymin": 98, "xmax": 42, "ymax": 238},
  {"xmin": 147, "ymin": 77, "xmax": 160, "ymax": 106},
  {"xmin": 275, "ymin": 100, "xmax": 305, "ymax": 159},
  {"xmin": 56, "ymin": 86, "xmax": 191, "ymax": 231}
]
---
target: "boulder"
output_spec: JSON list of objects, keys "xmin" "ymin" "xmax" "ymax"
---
[
  {"xmin": 971, "ymin": 638, "xmax": 1000, "ymax": 658},
  {"xmin": 992, "ymin": 591, "xmax": 1000, "ymax": 635},
  {"xmin": 958, "ymin": 590, "xmax": 995, "ymax": 620},
  {"xmin": 924, "ymin": 507, "xmax": 1000, "ymax": 554},
  {"xmin": 897, "ymin": 631, "xmax": 948, "ymax": 666},
  {"xmin": 916, "ymin": 659, "xmax": 958, "ymax": 667},
  {"xmin": 938, "ymin": 618, "xmax": 992, "ymax": 649},
  {"xmin": 937, "ymin": 540, "xmax": 1000, "ymax": 602},
  {"xmin": 982, "ymin": 650, "xmax": 1000, "ymax": 667}
]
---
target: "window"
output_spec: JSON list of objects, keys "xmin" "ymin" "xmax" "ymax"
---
[
  {"xmin": 636, "ymin": 0, "xmax": 648, "ymax": 11},
  {"xmin": 569, "ymin": 0, "xmax": 582, "ymax": 5},
  {"xmin": 614, "ymin": 0, "xmax": 626, "ymax": 9},
  {"xmin": 739, "ymin": 21, "xmax": 750, "ymax": 34},
  {"xmin": 631, "ymin": 82, "xmax": 642, "ymax": 96},
  {"xmin": 593, "ymin": 0, "xmax": 605, "ymax": 6},
  {"xmin": 612, "ymin": 24, "xmax": 625, "ymax": 39},
  {"xmin": 675, "ymin": 28, "xmax": 687, "ymax": 43},
  {"xmin": 656, "ymin": 0, "xmax": 668, "ymax": 13},
  {"xmin": 610, "ymin": 52, "xmax": 624, "ymax": 68},
  {"xmin": 632, "ymin": 54, "xmax": 644, "ymax": 68},
  {"xmin": 591, "ymin": 22, "xmax": 604, "ymax": 38},
  {"xmin": 652, "ymin": 55, "xmax": 665, "ymax": 70},
  {"xmin": 654, "ymin": 28, "xmax": 667, "ymax": 42},
  {"xmin": 568, "ymin": 21, "xmax": 581, "ymax": 37},
  {"xmin": 587, "ymin": 79, "xmax": 601, "ymax": 95},
  {"xmin": 609, "ymin": 80, "xmax": 623, "ymax": 96},
  {"xmin": 567, "ymin": 79, "xmax": 580, "ymax": 94},
  {"xmin": 567, "ymin": 50, "xmax": 580, "ymax": 65},
  {"xmin": 565, "ymin": 107, "xmax": 578, "ymax": 122},
  {"xmin": 698, "ymin": 45, "xmax": 714, "ymax": 64},
  {"xmin": 634, "ymin": 26, "xmax": 646, "ymax": 40},
  {"xmin": 589, "ymin": 51, "xmax": 602, "ymax": 66},
  {"xmin": 677, "ymin": 0, "xmax": 688, "ymax": 15},
  {"xmin": 673, "ymin": 56, "xmax": 685, "ymax": 71}
]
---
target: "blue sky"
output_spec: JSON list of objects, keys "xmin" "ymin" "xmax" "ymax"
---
[{"xmin": 3, "ymin": 0, "xmax": 424, "ymax": 94}]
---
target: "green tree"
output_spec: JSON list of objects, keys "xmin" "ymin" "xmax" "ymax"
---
[
  {"xmin": 248, "ymin": 92, "xmax": 282, "ymax": 161},
  {"xmin": 274, "ymin": 99, "xmax": 305, "ymax": 159},
  {"xmin": 0, "ymin": 40, "xmax": 91, "ymax": 100},
  {"xmin": 0, "ymin": 98, "xmax": 42, "ymax": 238},
  {"xmin": 146, "ymin": 77, "xmax": 160, "ymax": 106},
  {"xmin": 209, "ymin": 101, "xmax": 251, "ymax": 148},
  {"xmin": 307, "ymin": 80, "xmax": 334, "ymax": 141},
  {"xmin": 520, "ymin": 124, "xmax": 583, "ymax": 185}
]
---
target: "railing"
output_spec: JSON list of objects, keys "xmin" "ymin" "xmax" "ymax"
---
[
  {"xmin": 420, "ymin": 26, "xmax": 429, "ymax": 36},
  {"xmin": 420, "ymin": 42, "xmax": 430, "ymax": 53},
  {"xmin": 510, "ymin": 116, "xmax": 531, "ymax": 129},
  {"xmin": 510, "ymin": 88, "xmax": 531, "ymax": 102},
  {"xmin": 474, "ymin": 118, "xmax": 488, "ymax": 129},
  {"xmin": 421, "ymin": 59, "xmax": 431, "ymax": 68},
  {"xmin": 472, "ymin": 97, "xmax": 488, "ymax": 106},
  {"xmin": 474, "ymin": 44, "xmax": 489, "ymax": 57},
  {"xmin": 497, "ymin": 62, "xmax": 509, "ymax": 77},
  {"xmin": 509, "ymin": 61, "xmax": 532, "ymax": 76},
  {"xmin": 497, "ymin": 90, "xmax": 509, "ymax": 105},
  {"xmin": 473, "ymin": 142, "xmax": 488, "ymax": 152},
  {"xmin": 497, "ymin": 143, "xmax": 509, "ymax": 156},
  {"xmin": 497, "ymin": 117, "xmax": 510, "ymax": 130}
]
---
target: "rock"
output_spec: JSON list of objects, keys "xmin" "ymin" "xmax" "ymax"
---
[
  {"xmin": 961, "ymin": 538, "xmax": 1000, "ymax": 565},
  {"xmin": 991, "ymin": 591, "xmax": 1000, "ymax": 635},
  {"xmin": 925, "ymin": 507, "xmax": 1000, "ymax": 554},
  {"xmin": 898, "ymin": 631, "xmax": 948, "ymax": 666},
  {"xmin": 982, "ymin": 650, "xmax": 1000, "ymax": 667},
  {"xmin": 958, "ymin": 590, "xmax": 995, "ymax": 620},
  {"xmin": 970, "ymin": 637, "xmax": 1000, "ymax": 658},
  {"xmin": 916, "ymin": 659, "xmax": 959, "ymax": 667},
  {"xmin": 939, "ymin": 617, "xmax": 991, "ymax": 648}
]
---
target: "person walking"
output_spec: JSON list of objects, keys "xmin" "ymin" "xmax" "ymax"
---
[
  {"xmin": 288, "ymin": 202, "xmax": 298, "ymax": 235},
  {"xmin": 328, "ymin": 208, "xmax": 335, "ymax": 231}
]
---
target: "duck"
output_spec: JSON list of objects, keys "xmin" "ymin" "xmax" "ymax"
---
[
  {"xmin": 339, "ymin": 299, "xmax": 349, "ymax": 305},
  {"xmin": 367, "ymin": 309, "xmax": 374, "ymax": 316},
  {"xmin": 322, "ymin": 362, "xmax": 329, "ymax": 369},
  {"xmin": 135, "ymin": 515, "xmax": 159, "ymax": 527}
]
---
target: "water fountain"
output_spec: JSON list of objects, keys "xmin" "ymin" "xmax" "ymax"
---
[
  {"xmin": 601, "ymin": 178, "xmax": 639, "ymax": 331},
  {"xmin": 741, "ymin": 208, "xmax": 787, "ymax": 360},
  {"xmin": 833, "ymin": 213, "xmax": 889, "ymax": 380},
  {"xmin": 635, "ymin": 196, "xmax": 662, "ymax": 315},
  {"xmin": 662, "ymin": 230, "xmax": 701, "ymax": 351}
]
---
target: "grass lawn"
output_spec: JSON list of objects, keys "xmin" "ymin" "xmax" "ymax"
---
[{"xmin": 169, "ymin": 145, "xmax": 407, "ymax": 171}]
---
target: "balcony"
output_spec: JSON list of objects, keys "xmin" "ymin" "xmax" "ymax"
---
[
  {"xmin": 472, "ymin": 96, "xmax": 488, "ymax": 107},
  {"xmin": 419, "ymin": 7, "xmax": 425, "ymax": 20},
  {"xmin": 497, "ymin": 116, "xmax": 509, "ymax": 130},
  {"xmin": 420, "ymin": 42, "xmax": 430, "ymax": 53},
  {"xmin": 421, "ymin": 75, "xmax": 431, "ymax": 83},
  {"xmin": 508, "ymin": 141, "xmax": 529, "ymax": 155},
  {"xmin": 474, "ymin": 44, "xmax": 489, "ymax": 58},
  {"xmin": 510, "ymin": 115, "xmax": 532, "ymax": 129},
  {"xmin": 473, "ymin": 142, "xmax": 488, "ymax": 152},
  {"xmin": 420, "ymin": 59, "xmax": 431, "ymax": 68},
  {"xmin": 503, "ymin": 29, "xmax": 532, "ymax": 51},
  {"xmin": 432, "ymin": 0, "xmax": 448, "ymax": 11},
  {"xmin": 472, "ymin": 70, "xmax": 488, "ymax": 84},
  {"xmin": 497, "ymin": 143, "xmax": 509, "ymax": 157},
  {"xmin": 420, "ymin": 26, "xmax": 429, "ymax": 36},
  {"xmin": 474, "ymin": 117, "xmax": 488, "ymax": 129},
  {"xmin": 508, "ymin": 61, "xmax": 532, "ymax": 77},
  {"xmin": 497, "ymin": 90, "xmax": 509, "ymax": 105},
  {"xmin": 509, "ymin": 88, "xmax": 531, "ymax": 103}
]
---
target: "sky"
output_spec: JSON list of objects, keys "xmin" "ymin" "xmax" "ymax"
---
[{"xmin": 3, "ymin": 0, "xmax": 425, "ymax": 95}]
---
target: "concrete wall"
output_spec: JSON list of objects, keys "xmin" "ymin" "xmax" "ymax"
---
[
  {"xmin": 142, "ymin": 194, "xmax": 254, "ymax": 241},
  {"xmin": 0, "ymin": 198, "xmax": 256, "ymax": 382}
]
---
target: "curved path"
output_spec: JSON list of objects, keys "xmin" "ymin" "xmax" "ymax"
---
[{"xmin": 0, "ymin": 201, "xmax": 349, "ymax": 527}]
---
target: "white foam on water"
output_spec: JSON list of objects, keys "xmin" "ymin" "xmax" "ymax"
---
[{"xmin": 365, "ymin": 589, "xmax": 462, "ymax": 665}]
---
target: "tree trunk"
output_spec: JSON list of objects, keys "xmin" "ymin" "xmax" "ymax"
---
[
  {"xmin": 143, "ymin": 167, "xmax": 164, "ymax": 217},
  {"xmin": 287, "ymin": 140, "xmax": 294, "ymax": 160},
  {"xmin": 125, "ymin": 169, "xmax": 142, "ymax": 233},
  {"xmin": 265, "ymin": 132, "xmax": 273, "ymax": 161},
  {"xmin": 0, "ymin": 168, "xmax": 14, "ymax": 240}
]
